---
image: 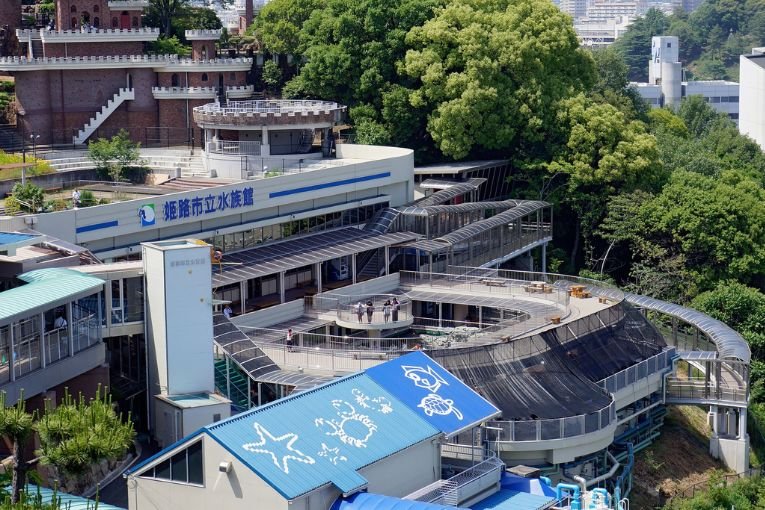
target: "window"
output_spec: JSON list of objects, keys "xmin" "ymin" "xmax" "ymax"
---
[
  {"xmin": 729, "ymin": 113, "xmax": 739, "ymax": 120},
  {"xmin": 201, "ymin": 45, "xmax": 207, "ymax": 60},
  {"xmin": 71, "ymin": 5, "xmax": 77, "ymax": 12},
  {"xmin": 201, "ymin": 73, "xmax": 208, "ymax": 82},
  {"xmin": 72, "ymin": 17, "xmax": 78, "ymax": 28},
  {"xmin": 93, "ymin": 17, "xmax": 99, "ymax": 28},
  {"xmin": 729, "ymin": 96, "xmax": 739, "ymax": 103},
  {"xmin": 112, "ymin": 17, "xmax": 118, "ymax": 28},
  {"xmin": 132, "ymin": 16, "xmax": 139, "ymax": 27},
  {"xmin": 667, "ymin": 42, "xmax": 671, "ymax": 48},
  {"xmin": 710, "ymin": 96, "xmax": 720, "ymax": 103},
  {"xmin": 171, "ymin": 73, "xmax": 179, "ymax": 87},
  {"xmin": 141, "ymin": 440, "xmax": 204, "ymax": 485},
  {"xmin": 93, "ymin": 4, "xmax": 99, "ymax": 12}
]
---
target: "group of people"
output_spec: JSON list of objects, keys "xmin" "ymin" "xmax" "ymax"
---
[{"xmin": 355, "ymin": 298, "xmax": 400, "ymax": 324}]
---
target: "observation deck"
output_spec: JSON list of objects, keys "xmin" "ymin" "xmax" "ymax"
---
[
  {"xmin": 16, "ymin": 28, "xmax": 160, "ymax": 44},
  {"xmin": 185, "ymin": 29, "xmax": 223, "ymax": 41},
  {"xmin": 152, "ymin": 85, "xmax": 254, "ymax": 100},
  {"xmin": 193, "ymin": 100, "xmax": 346, "ymax": 129},
  {"xmin": 0, "ymin": 55, "xmax": 253, "ymax": 72},
  {"xmin": 107, "ymin": 0, "xmax": 149, "ymax": 8}
]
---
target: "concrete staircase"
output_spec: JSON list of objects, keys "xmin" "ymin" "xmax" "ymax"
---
[
  {"xmin": 73, "ymin": 87, "xmax": 135, "ymax": 145},
  {"xmin": 31, "ymin": 39, "xmax": 43, "ymax": 58}
]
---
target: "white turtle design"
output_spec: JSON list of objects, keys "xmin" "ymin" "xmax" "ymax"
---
[
  {"xmin": 418, "ymin": 393, "xmax": 464, "ymax": 420},
  {"xmin": 315, "ymin": 400, "xmax": 377, "ymax": 448}
]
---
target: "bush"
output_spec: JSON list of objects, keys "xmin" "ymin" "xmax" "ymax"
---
[
  {"xmin": 10, "ymin": 182, "xmax": 44, "ymax": 213},
  {"xmin": 78, "ymin": 190, "xmax": 96, "ymax": 207}
]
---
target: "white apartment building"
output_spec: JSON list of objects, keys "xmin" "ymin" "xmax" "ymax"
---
[{"xmin": 739, "ymin": 48, "xmax": 765, "ymax": 151}]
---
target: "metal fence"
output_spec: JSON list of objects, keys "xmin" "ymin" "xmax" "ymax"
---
[{"xmin": 599, "ymin": 347, "xmax": 676, "ymax": 394}]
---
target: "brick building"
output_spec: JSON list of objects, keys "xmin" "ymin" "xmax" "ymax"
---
[{"xmin": 0, "ymin": 0, "xmax": 254, "ymax": 147}]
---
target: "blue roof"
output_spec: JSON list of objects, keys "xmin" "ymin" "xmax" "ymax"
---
[
  {"xmin": 366, "ymin": 352, "xmax": 500, "ymax": 437},
  {"xmin": 468, "ymin": 489, "xmax": 555, "ymax": 510},
  {"xmin": 5, "ymin": 485, "xmax": 125, "ymax": 510},
  {"xmin": 202, "ymin": 373, "xmax": 441, "ymax": 499},
  {"xmin": 331, "ymin": 492, "xmax": 466, "ymax": 510},
  {"xmin": 0, "ymin": 232, "xmax": 38, "ymax": 247},
  {"xmin": 499, "ymin": 474, "xmax": 556, "ymax": 498}
]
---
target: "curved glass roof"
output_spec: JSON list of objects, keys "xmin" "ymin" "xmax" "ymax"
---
[
  {"xmin": 396, "ymin": 201, "xmax": 517, "ymax": 217},
  {"xmin": 626, "ymin": 293, "xmax": 751, "ymax": 362},
  {"xmin": 415, "ymin": 178, "xmax": 486, "ymax": 207},
  {"xmin": 436, "ymin": 201, "xmax": 550, "ymax": 245}
]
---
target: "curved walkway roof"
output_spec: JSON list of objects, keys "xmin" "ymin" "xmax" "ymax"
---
[
  {"xmin": 415, "ymin": 178, "xmax": 485, "ymax": 207},
  {"xmin": 626, "ymin": 293, "xmax": 750, "ymax": 362},
  {"xmin": 396, "ymin": 201, "xmax": 517, "ymax": 217}
]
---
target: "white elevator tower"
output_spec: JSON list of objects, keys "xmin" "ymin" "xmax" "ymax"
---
[{"xmin": 649, "ymin": 36, "xmax": 682, "ymax": 107}]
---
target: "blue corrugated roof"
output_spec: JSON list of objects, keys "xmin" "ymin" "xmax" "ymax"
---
[
  {"xmin": 0, "ymin": 232, "xmax": 38, "ymax": 247},
  {"xmin": 366, "ymin": 352, "xmax": 500, "ymax": 437},
  {"xmin": 4, "ymin": 485, "xmax": 125, "ymax": 510},
  {"xmin": 331, "ymin": 492, "xmax": 467, "ymax": 510},
  {"xmin": 204, "ymin": 373, "xmax": 441, "ymax": 499}
]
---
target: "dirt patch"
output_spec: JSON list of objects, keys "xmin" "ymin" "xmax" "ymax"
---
[{"xmin": 630, "ymin": 406, "xmax": 729, "ymax": 508}]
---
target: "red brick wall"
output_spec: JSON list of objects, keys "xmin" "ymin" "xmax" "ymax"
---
[
  {"xmin": 157, "ymin": 98, "xmax": 206, "ymax": 145},
  {"xmin": 43, "ymin": 40, "xmax": 144, "ymax": 58},
  {"xmin": 57, "ymin": 0, "xmax": 144, "ymax": 30},
  {"xmin": 0, "ymin": 0, "xmax": 21, "ymax": 30},
  {"xmin": 191, "ymin": 40, "xmax": 217, "ymax": 60}
]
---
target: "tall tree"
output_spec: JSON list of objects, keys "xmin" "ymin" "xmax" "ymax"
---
[
  {"xmin": 147, "ymin": 0, "xmax": 188, "ymax": 36},
  {"xmin": 402, "ymin": 0, "xmax": 596, "ymax": 159},
  {"xmin": 250, "ymin": 0, "xmax": 325, "ymax": 56},
  {"xmin": 0, "ymin": 392, "xmax": 35, "ymax": 504}
]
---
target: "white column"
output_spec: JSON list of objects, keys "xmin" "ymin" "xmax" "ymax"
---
[
  {"xmin": 315, "ymin": 262, "xmax": 322, "ymax": 294},
  {"xmin": 261, "ymin": 126, "xmax": 270, "ymax": 157},
  {"xmin": 67, "ymin": 302, "xmax": 74, "ymax": 357},
  {"xmin": 384, "ymin": 246, "xmax": 390, "ymax": 276},
  {"xmin": 542, "ymin": 243, "xmax": 547, "ymax": 274},
  {"xmin": 351, "ymin": 254, "xmax": 357, "ymax": 284},
  {"xmin": 9, "ymin": 323, "xmax": 15, "ymax": 382},
  {"xmin": 40, "ymin": 313, "xmax": 46, "ymax": 369},
  {"xmin": 739, "ymin": 408, "xmax": 747, "ymax": 439},
  {"xmin": 279, "ymin": 272, "xmax": 286, "ymax": 303}
]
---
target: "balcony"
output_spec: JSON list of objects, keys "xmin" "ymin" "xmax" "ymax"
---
[
  {"xmin": 185, "ymin": 29, "xmax": 223, "ymax": 41},
  {"xmin": 0, "ymin": 55, "xmax": 252, "ymax": 72},
  {"xmin": 152, "ymin": 85, "xmax": 254, "ymax": 100},
  {"xmin": 107, "ymin": 0, "xmax": 149, "ymax": 8},
  {"xmin": 40, "ymin": 28, "xmax": 159, "ymax": 43},
  {"xmin": 193, "ymin": 100, "xmax": 346, "ymax": 128}
]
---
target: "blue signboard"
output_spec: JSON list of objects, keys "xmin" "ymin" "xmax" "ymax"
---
[
  {"xmin": 365, "ymin": 351, "xmax": 500, "ymax": 437},
  {"xmin": 153, "ymin": 186, "xmax": 255, "ymax": 225}
]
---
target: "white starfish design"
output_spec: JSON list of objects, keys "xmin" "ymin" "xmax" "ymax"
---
[
  {"xmin": 242, "ymin": 422, "xmax": 316, "ymax": 473},
  {"xmin": 318, "ymin": 443, "xmax": 347, "ymax": 465}
]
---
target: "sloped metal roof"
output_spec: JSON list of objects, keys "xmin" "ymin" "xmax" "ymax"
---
[
  {"xmin": 0, "ymin": 268, "xmax": 105, "ymax": 324},
  {"xmin": 204, "ymin": 373, "xmax": 440, "ymax": 499},
  {"xmin": 414, "ymin": 178, "xmax": 486, "ymax": 207},
  {"xmin": 626, "ymin": 293, "xmax": 750, "ymax": 362},
  {"xmin": 436, "ymin": 201, "xmax": 548, "ymax": 245},
  {"xmin": 396, "ymin": 201, "xmax": 517, "ymax": 217}
]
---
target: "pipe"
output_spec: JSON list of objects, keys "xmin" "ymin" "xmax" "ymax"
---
[{"xmin": 578, "ymin": 451, "xmax": 621, "ymax": 488}]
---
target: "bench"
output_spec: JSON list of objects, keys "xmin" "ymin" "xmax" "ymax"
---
[{"xmin": 481, "ymin": 278, "xmax": 507, "ymax": 287}]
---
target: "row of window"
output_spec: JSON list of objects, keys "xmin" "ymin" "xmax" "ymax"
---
[
  {"xmin": 141, "ymin": 441, "xmax": 204, "ymax": 485},
  {"xmin": 201, "ymin": 204, "xmax": 387, "ymax": 254},
  {"xmin": 169, "ymin": 73, "xmax": 237, "ymax": 87},
  {"xmin": 703, "ymin": 96, "xmax": 739, "ymax": 103}
]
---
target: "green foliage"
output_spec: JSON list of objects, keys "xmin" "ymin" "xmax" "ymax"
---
[
  {"xmin": 665, "ymin": 472, "xmax": 765, "ymax": 509},
  {"xmin": 0, "ymin": 150, "xmax": 54, "ymax": 180},
  {"xmin": 38, "ymin": 3, "xmax": 55, "ymax": 16},
  {"xmin": 145, "ymin": 1, "xmax": 222, "ymax": 39},
  {"xmin": 250, "ymin": 0, "xmax": 324, "ymax": 55},
  {"xmin": 261, "ymin": 60, "xmax": 283, "ymax": 92},
  {"xmin": 0, "ymin": 392, "xmax": 36, "ymax": 504},
  {"xmin": 403, "ymin": 0, "xmax": 595, "ymax": 159},
  {"xmin": 87, "ymin": 129, "xmax": 142, "ymax": 183},
  {"xmin": 147, "ymin": 36, "xmax": 191, "ymax": 57},
  {"xmin": 612, "ymin": 9, "xmax": 670, "ymax": 81},
  {"xmin": 78, "ymin": 190, "xmax": 96, "ymax": 208},
  {"xmin": 10, "ymin": 183, "xmax": 44, "ymax": 213},
  {"xmin": 588, "ymin": 46, "xmax": 649, "ymax": 121},
  {"xmin": 36, "ymin": 387, "xmax": 135, "ymax": 476},
  {"xmin": 648, "ymin": 108, "xmax": 689, "ymax": 138}
]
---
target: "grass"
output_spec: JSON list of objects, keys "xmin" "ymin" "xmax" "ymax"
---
[{"xmin": 0, "ymin": 151, "xmax": 54, "ymax": 181}]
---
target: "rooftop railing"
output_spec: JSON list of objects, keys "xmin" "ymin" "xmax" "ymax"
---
[
  {"xmin": 194, "ymin": 99, "xmax": 344, "ymax": 116},
  {"xmin": 599, "ymin": 347, "xmax": 675, "ymax": 394}
]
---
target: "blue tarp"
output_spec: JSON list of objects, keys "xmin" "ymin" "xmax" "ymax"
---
[
  {"xmin": 331, "ymin": 492, "xmax": 466, "ymax": 510},
  {"xmin": 500, "ymin": 473, "xmax": 557, "ymax": 498},
  {"xmin": 366, "ymin": 351, "xmax": 500, "ymax": 437},
  {"xmin": 468, "ymin": 489, "xmax": 555, "ymax": 510}
]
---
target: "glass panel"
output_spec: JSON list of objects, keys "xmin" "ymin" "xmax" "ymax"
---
[
  {"xmin": 0, "ymin": 326, "xmax": 10, "ymax": 383},
  {"xmin": 155, "ymin": 459, "xmax": 171, "ymax": 480},
  {"xmin": 187, "ymin": 441, "xmax": 203, "ymax": 485},
  {"xmin": 111, "ymin": 280, "xmax": 123, "ymax": 324},
  {"xmin": 171, "ymin": 451, "xmax": 188, "ymax": 483},
  {"xmin": 123, "ymin": 277, "xmax": 144, "ymax": 323}
]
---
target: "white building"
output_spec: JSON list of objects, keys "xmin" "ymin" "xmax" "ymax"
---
[
  {"xmin": 633, "ymin": 36, "xmax": 739, "ymax": 122},
  {"xmin": 739, "ymin": 48, "xmax": 765, "ymax": 151},
  {"xmin": 575, "ymin": 16, "xmax": 632, "ymax": 48}
]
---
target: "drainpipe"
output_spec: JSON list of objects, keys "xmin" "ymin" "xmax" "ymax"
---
[{"xmin": 575, "ymin": 451, "xmax": 621, "ymax": 489}]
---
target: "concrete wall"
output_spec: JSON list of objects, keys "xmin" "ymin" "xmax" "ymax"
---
[
  {"xmin": 0, "ymin": 168, "xmax": 99, "ymax": 196},
  {"xmin": 27, "ymin": 145, "xmax": 414, "ymax": 257},
  {"xmin": 739, "ymin": 55, "xmax": 765, "ymax": 150},
  {"xmin": 316, "ymin": 274, "xmax": 400, "ymax": 299},
  {"xmin": 230, "ymin": 299, "xmax": 304, "ymax": 329}
]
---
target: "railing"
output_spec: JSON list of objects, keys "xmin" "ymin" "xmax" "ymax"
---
[
  {"xmin": 447, "ymin": 266, "xmax": 625, "ymax": 302},
  {"xmin": 0, "ymin": 55, "xmax": 252, "ymax": 67},
  {"xmin": 195, "ymin": 99, "xmax": 344, "ymax": 116},
  {"xmin": 72, "ymin": 314, "xmax": 100, "ymax": 353},
  {"xmin": 665, "ymin": 378, "xmax": 748, "ymax": 405},
  {"xmin": 241, "ymin": 157, "xmax": 350, "ymax": 177},
  {"xmin": 256, "ymin": 342, "xmax": 395, "ymax": 373},
  {"xmin": 599, "ymin": 347, "xmax": 676, "ymax": 394},
  {"xmin": 41, "ymin": 28, "xmax": 159, "ymax": 38},
  {"xmin": 184, "ymin": 29, "xmax": 223, "ymax": 39},
  {"xmin": 399, "ymin": 270, "xmax": 571, "ymax": 308},
  {"xmin": 244, "ymin": 326, "xmax": 415, "ymax": 352},
  {"xmin": 207, "ymin": 140, "xmax": 261, "ymax": 155},
  {"xmin": 43, "ymin": 327, "xmax": 69, "ymax": 365},
  {"xmin": 485, "ymin": 399, "xmax": 616, "ymax": 443},
  {"xmin": 310, "ymin": 294, "xmax": 412, "ymax": 326},
  {"xmin": 407, "ymin": 456, "xmax": 504, "ymax": 507}
]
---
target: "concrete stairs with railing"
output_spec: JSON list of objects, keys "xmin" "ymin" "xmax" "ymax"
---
[
  {"xmin": 298, "ymin": 129, "xmax": 315, "ymax": 153},
  {"xmin": 73, "ymin": 87, "xmax": 135, "ymax": 145},
  {"xmin": 30, "ymin": 39, "xmax": 43, "ymax": 58}
]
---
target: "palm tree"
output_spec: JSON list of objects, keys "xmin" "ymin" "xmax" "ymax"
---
[{"xmin": 0, "ymin": 391, "xmax": 35, "ymax": 503}]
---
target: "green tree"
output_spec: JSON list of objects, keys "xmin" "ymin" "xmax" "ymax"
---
[
  {"xmin": 677, "ymin": 95, "xmax": 721, "ymax": 137},
  {"xmin": 9, "ymin": 183, "xmax": 44, "ymax": 213},
  {"xmin": 87, "ymin": 130, "xmax": 141, "ymax": 183},
  {"xmin": 261, "ymin": 60, "xmax": 284, "ymax": 93},
  {"xmin": 544, "ymin": 94, "xmax": 661, "ymax": 267},
  {"xmin": 36, "ymin": 387, "xmax": 135, "ymax": 477},
  {"xmin": 0, "ymin": 392, "xmax": 36, "ymax": 504},
  {"xmin": 648, "ymin": 108, "xmax": 689, "ymax": 138},
  {"xmin": 588, "ymin": 46, "xmax": 649, "ymax": 121},
  {"xmin": 250, "ymin": 0, "xmax": 324, "ymax": 56},
  {"xmin": 146, "ymin": 0, "xmax": 189, "ymax": 36},
  {"xmin": 403, "ymin": 0, "xmax": 596, "ymax": 159},
  {"xmin": 612, "ymin": 8, "xmax": 670, "ymax": 81},
  {"xmin": 147, "ymin": 35, "xmax": 191, "ymax": 57}
]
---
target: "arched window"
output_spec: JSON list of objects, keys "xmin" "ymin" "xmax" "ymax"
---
[
  {"xmin": 201, "ymin": 45, "xmax": 207, "ymax": 60},
  {"xmin": 93, "ymin": 16, "xmax": 99, "ymax": 27},
  {"xmin": 132, "ymin": 16, "xmax": 138, "ymax": 27},
  {"xmin": 71, "ymin": 5, "xmax": 77, "ymax": 13},
  {"xmin": 201, "ymin": 73, "xmax": 208, "ymax": 82},
  {"xmin": 71, "ymin": 17, "xmax": 78, "ymax": 28},
  {"xmin": 171, "ymin": 74, "xmax": 179, "ymax": 87},
  {"xmin": 93, "ymin": 4, "xmax": 99, "ymax": 12},
  {"xmin": 112, "ymin": 17, "xmax": 118, "ymax": 28}
]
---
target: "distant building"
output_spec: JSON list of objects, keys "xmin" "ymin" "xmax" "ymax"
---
[
  {"xmin": 739, "ymin": 48, "xmax": 765, "ymax": 151},
  {"xmin": 632, "ymin": 36, "xmax": 740, "ymax": 122},
  {"xmin": 574, "ymin": 16, "xmax": 633, "ymax": 48},
  {"xmin": 560, "ymin": 0, "xmax": 587, "ymax": 20},
  {"xmin": 585, "ymin": 0, "xmax": 641, "ymax": 22}
]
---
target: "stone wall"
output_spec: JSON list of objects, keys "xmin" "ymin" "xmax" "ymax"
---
[{"xmin": 43, "ymin": 40, "xmax": 144, "ymax": 57}]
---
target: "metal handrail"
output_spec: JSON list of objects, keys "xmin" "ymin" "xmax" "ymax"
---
[{"xmin": 599, "ymin": 347, "xmax": 675, "ymax": 394}]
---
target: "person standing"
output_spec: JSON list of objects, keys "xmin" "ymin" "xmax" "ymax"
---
[
  {"xmin": 383, "ymin": 300, "xmax": 391, "ymax": 323},
  {"xmin": 392, "ymin": 297, "xmax": 400, "ymax": 322},
  {"xmin": 286, "ymin": 328, "xmax": 294, "ymax": 351},
  {"xmin": 366, "ymin": 301, "xmax": 374, "ymax": 324},
  {"xmin": 223, "ymin": 305, "xmax": 233, "ymax": 319},
  {"xmin": 54, "ymin": 315, "xmax": 67, "ymax": 329},
  {"xmin": 356, "ymin": 301, "xmax": 364, "ymax": 323},
  {"xmin": 71, "ymin": 189, "xmax": 81, "ymax": 208}
]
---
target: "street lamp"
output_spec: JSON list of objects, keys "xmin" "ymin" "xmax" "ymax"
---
[
  {"xmin": 26, "ymin": 133, "xmax": 40, "ymax": 187},
  {"xmin": 30, "ymin": 133, "xmax": 40, "ymax": 161}
]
